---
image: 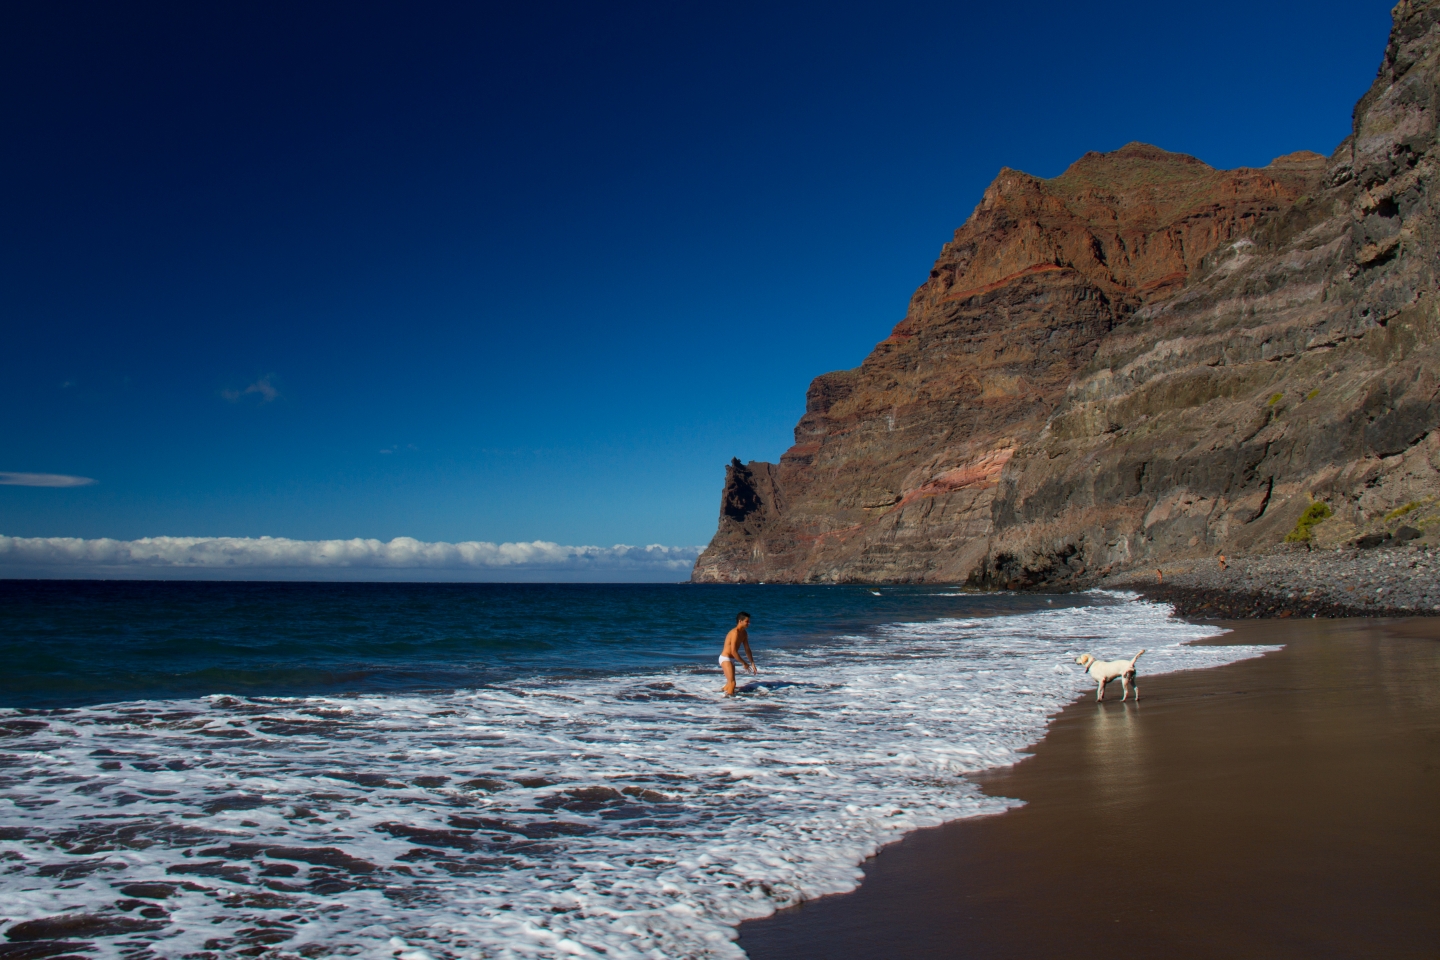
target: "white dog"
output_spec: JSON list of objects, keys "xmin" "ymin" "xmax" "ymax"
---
[{"xmin": 1074, "ymin": 649, "xmax": 1146, "ymax": 702}]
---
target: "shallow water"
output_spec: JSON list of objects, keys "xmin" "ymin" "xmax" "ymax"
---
[
  {"xmin": 0, "ymin": 582, "xmax": 1270, "ymax": 958},
  {"xmin": 0, "ymin": 581, "xmax": 1069, "ymax": 708}
]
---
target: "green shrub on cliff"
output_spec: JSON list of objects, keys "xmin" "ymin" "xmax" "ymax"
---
[
  {"xmin": 1285, "ymin": 501, "xmax": 1333, "ymax": 542},
  {"xmin": 1385, "ymin": 500, "xmax": 1423, "ymax": 522}
]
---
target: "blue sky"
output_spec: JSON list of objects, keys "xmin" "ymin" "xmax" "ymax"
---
[{"xmin": 0, "ymin": 0, "xmax": 1395, "ymax": 576}]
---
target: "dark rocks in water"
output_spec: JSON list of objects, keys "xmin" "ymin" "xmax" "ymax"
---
[
  {"xmin": 48, "ymin": 820, "xmax": 219, "ymax": 856},
  {"xmin": 307, "ymin": 878, "xmax": 356, "ymax": 895},
  {"xmin": 323, "ymin": 771, "xmax": 405, "ymax": 789},
  {"xmin": 201, "ymin": 924, "xmax": 298, "ymax": 953},
  {"xmin": 431, "ymin": 857, "xmax": 518, "ymax": 876},
  {"xmin": 194, "ymin": 727, "xmax": 251, "ymax": 739},
  {"xmin": 166, "ymin": 860, "xmax": 249, "ymax": 880},
  {"xmin": 446, "ymin": 814, "xmax": 520, "ymax": 833},
  {"xmin": 512, "ymin": 820, "xmax": 595, "ymax": 839},
  {"xmin": 0, "ymin": 942, "xmax": 95, "ymax": 960},
  {"xmin": 263, "ymin": 845, "xmax": 377, "ymax": 874},
  {"xmin": 457, "ymin": 778, "xmax": 509, "ymax": 792},
  {"xmin": 200, "ymin": 793, "xmax": 270, "ymax": 814},
  {"xmin": 216, "ymin": 891, "xmax": 301, "ymax": 910},
  {"xmin": 5, "ymin": 913, "xmax": 164, "ymax": 941},
  {"xmin": 194, "ymin": 842, "xmax": 378, "ymax": 875},
  {"xmin": 536, "ymin": 786, "xmax": 624, "ymax": 813},
  {"xmin": 376, "ymin": 822, "xmax": 485, "ymax": 852},
  {"xmin": 0, "ymin": 721, "xmax": 49, "ymax": 739},
  {"xmin": 621, "ymin": 786, "xmax": 675, "ymax": 803},
  {"xmin": 257, "ymin": 863, "xmax": 300, "ymax": 877},
  {"xmin": 34, "ymin": 858, "xmax": 117, "ymax": 880},
  {"xmin": 116, "ymin": 882, "xmax": 178, "ymax": 899}
]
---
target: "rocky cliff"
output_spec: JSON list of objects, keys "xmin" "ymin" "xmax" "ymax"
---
[{"xmin": 693, "ymin": 0, "xmax": 1440, "ymax": 585}]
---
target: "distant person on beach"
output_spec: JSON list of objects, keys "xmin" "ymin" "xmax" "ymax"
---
[{"xmin": 719, "ymin": 612, "xmax": 756, "ymax": 696}]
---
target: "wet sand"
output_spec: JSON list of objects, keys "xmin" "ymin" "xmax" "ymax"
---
[{"xmin": 739, "ymin": 618, "xmax": 1440, "ymax": 959}]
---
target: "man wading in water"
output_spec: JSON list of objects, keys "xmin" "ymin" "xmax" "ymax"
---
[{"xmin": 719, "ymin": 611, "xmax": 756, "ymax": 696}]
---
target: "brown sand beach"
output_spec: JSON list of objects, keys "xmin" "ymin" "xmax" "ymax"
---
[{"xmin": 738, "ymin": 617, "xmax": 1440, "ymax": 959}]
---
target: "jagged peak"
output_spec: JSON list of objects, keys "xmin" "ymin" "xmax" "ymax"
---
[
  {"xmin": 987, "ymin": 144, "xmax": 1325, "ymax": 198},
  {"xmin": 1050, "ymin": 142, "xmax": 1213, "ymax": 186},
  {"xmin": 963, "ymin": 139, "xmax": 1321, "ymax": 238},
  {"xmin": 986, "ymin": 166, "xmax": 1044, "ymax": 192},
  {"xmin": 976, "ymin": 145, "xmax": 1217, "ymax": 209},
  {"xmin": 1267, "ymin": 150, "xmax": 1327, "ymax": 167}
]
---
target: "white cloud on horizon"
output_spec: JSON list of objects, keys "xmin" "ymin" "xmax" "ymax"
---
[
  {"xmin": 0, "ymin": 534, "xmax": 703, "ymax": 582},
  {"xmin": 0, "ymin": 472, "xmax": 97, "ymax": 488}
]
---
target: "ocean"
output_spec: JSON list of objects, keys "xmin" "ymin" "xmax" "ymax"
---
[{"xmin": 0, "ymin": 581, "xmax": 1270, "ymax": 958}]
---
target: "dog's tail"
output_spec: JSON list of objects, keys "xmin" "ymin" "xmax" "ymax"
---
[{"xmin": 1130, "ymin": 648, "xmax": 1147, "ymax": 665}]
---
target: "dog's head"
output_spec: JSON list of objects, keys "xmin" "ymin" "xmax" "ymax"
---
[{"xmin": 1074, "ymin": 654, "xmax": 1095, "ymax": 668}]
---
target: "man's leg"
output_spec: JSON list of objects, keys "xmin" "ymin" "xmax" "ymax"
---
[{"xmin": 723, "ymin": 660, "xmax": 736, "ymax": 696}]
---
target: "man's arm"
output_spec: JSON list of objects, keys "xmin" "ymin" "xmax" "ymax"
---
[{"xmin": 740, "ymin": 635, "xmax": 756, "ymax": 674}]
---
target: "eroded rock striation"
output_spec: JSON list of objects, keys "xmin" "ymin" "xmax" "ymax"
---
[{"xmin": 694, "ymin": 0, "xmax": 1440, "ymax": 585}]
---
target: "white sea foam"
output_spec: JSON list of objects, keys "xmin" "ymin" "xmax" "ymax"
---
[{"xmin": 0, "ymin": 594, "xmax": 1271, "ymax": 958}]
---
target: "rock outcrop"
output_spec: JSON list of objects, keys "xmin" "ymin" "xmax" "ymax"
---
[{"xmin": 693, "ymin": 0, "xmax": 1440, "ymax": 585}]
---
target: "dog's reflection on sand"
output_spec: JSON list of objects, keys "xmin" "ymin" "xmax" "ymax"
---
[{"xmin": 1086, "ymin": 699, "xmax": 1152, "ymax": 807}]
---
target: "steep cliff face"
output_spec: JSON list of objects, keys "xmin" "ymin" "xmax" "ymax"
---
[
  {"xmin": 694, "ymin": 0, "xmax": 1440, "ymax": 585},
  {"xmin": 980, "ymin": 0, "xmax": 1440, "ymax": 588}
]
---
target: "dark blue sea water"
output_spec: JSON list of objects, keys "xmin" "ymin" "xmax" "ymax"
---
[{"xmin": 0, "ymin": 579, "xmax": 1065, "ymax": 709}]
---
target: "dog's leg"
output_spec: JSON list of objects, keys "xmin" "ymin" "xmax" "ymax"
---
[
  {"xmin": 1096, "ymin": 679, "xmax": 1105, "ymax": 702},
  {"xmin": 1121, "ymin": 673, "xmax": 1132, "ymax": 701}
]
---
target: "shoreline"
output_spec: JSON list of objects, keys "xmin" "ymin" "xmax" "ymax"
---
[
  {"xmin": 1096, "ymin": 543, "xmax": 1439, "ymax": 618},
  {"xmin": 1129, "ymin": 582, "xmax": 1423, "ymax": 620},
  {"xmin": 737, "ymin": 616, "xmax": 1440, "ymax": 959}
]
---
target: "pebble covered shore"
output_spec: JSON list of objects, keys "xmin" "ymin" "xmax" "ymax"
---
[{"xmin": 1097, "ymin": 544, "xmax": 1440, "ymax": 619}]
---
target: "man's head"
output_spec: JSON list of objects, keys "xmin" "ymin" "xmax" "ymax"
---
[{"xmin": 736, "ymin": 611, "xmax": 751, "ymax": 625}]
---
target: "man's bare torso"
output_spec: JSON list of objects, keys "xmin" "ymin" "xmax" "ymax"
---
[{"xmin": 722, "ymin": 625, "xmax": 747, "ymax": 658}]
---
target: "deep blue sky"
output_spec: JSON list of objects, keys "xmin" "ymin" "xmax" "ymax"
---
[{"xmin": 1, "ymin": 0, "xmax": 1395, "ymax": 549}]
